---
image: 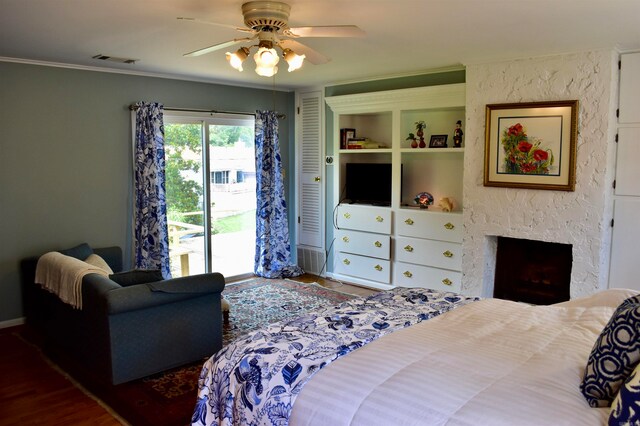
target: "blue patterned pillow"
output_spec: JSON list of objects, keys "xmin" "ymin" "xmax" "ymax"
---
[
  {"xmin": 581, "ymin": 295, "xmax": 640, "ymax": 407},
  {"xmin": 609, "ymin": 363, "xmax": 640, "ymax": 425}
]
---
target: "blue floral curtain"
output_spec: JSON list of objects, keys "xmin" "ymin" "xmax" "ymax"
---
[
  {"xmin": 133, "ymin": 102, "xmax": 171, "ymax": 278},
  {"xmin": 254, "ymin": 111, "xmax": 303, "ymax": 278}
]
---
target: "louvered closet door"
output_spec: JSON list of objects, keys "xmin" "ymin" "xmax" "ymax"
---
[{"xmin": 297, "ymin": 91, "xmax": 324, "ymax": 248}]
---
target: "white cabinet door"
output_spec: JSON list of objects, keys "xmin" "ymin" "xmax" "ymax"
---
[
  {"xmin": 609, "ymin": 198, "xmax": 640, "ymax": 291},
  {"xmin": 619, "ymin": 53, "xmax": 640, "ymax": 124},
  {"xmin": 396, "ymin": 210, "xmax": 463, "ymax": 242},
  {"xmin": 297, "ymin": 91, "xmax": 324, "ymax": 248},
  {"xmin": 616, "ymin": 127, "xmax": 640, "ymax": 196},
  {"xmin": 335, "ymin": 229, "xmax": 390, "ymax": 259},
  {"xmin": 393, "ymin": 262, "xmax": 462, "ymax": 292},
  {"xmin": 336, "ymin": 204, "xmax": 392, "ymax": 234},
  {"xmin": 395, "ymin": 236, "xmax": 462, "ymax": 271},
  {"xmin": 334, "ymin": 252, "xmax": 391, "ymax": 284}
]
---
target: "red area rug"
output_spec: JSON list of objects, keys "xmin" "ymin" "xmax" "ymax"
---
[{"xmin": 71, "ymin": 278, "xmax": 355, "ymax": 425}]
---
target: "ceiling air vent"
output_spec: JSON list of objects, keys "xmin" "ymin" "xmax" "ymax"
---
[{"xmin": 92, "ymin": 54, "xmax": 137, "ymax": 64}]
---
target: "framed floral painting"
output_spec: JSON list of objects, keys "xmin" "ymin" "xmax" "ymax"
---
[{"xmin": 484, "ymin": 100, "xmax": 578, "ymax": 191}]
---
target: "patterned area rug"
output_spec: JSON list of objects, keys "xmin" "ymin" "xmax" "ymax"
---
[
  {"xmin": 221, "ymin": 278, "xmax": 356, "ymax": 345},
  {"xmin": 97, "ymin": 278, "xmax": 356, "ymax": 425}
]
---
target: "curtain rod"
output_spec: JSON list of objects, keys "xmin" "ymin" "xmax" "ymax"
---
[{"xmin": 128, "ymin": 104, "xmax": 285, "ymax": 119}]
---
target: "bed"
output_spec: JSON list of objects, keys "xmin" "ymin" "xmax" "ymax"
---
[{"xmin": 191, "ymin": 286, "xmax": 640, "ymax": 426}]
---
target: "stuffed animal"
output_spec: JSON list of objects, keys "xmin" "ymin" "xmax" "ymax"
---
[{"xmin": 438, "ymin": 197, "xmax": 454, "ymax": 212}]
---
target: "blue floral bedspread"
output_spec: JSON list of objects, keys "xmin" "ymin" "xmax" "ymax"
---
[{"xmin": 191, "ymin": 287, "xmax": 480, "ymax": 426}]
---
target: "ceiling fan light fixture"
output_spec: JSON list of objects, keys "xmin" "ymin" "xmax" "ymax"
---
[
  {"xmin": 282, "ymin": 48, "xmax": 305, "ymax": 72},
  {"xmin": 254, "ymin": 45, "xmax": 279, "ymax": 68},
  {"xmin": 253, "ymin": 42, "xmax": 279, "ymax": 76},
  {"xmin": 225, "ymin": 46, "xmax": 250, "ymax": 71},
  {"xmin": 255, "ymin": 64, "xmax": 278, "ymax": 77},
  {"xmin": 182, "ymin": 1, "xmax": 364, "ymax": 78}
]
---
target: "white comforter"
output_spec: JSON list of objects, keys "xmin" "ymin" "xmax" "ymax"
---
[{"xmin": 290, "ymin": 289, "xmax": 638, "ymax": 426}]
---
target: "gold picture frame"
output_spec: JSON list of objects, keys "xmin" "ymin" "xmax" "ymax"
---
[{"xmin": 484, "ymin": 100, "xmax": 578, "ymax": 191}]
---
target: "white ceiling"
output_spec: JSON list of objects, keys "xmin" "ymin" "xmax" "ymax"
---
[{"xmin": 2, "ymin": 0, "xmax": 640, "ymax": 91}]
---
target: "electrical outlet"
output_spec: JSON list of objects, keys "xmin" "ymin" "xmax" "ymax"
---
[{"xmin": 325, "ymin": 156, "xmax": 334, "ymax": 165}]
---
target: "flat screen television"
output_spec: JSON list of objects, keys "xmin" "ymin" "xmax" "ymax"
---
[{"xmin": 344, "ymin": 163, "xmax": 393, "ymax": 206}]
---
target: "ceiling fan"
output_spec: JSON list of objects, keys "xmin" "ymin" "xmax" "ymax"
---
[{"xmin": 180, "ymin": 1, "xmax": 365, "ymax": 77}]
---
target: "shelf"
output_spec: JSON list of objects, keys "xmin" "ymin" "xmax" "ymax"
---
[
  {"xmin": 400, "ymin": 148, "xmax": 464, "ymax": 154},
  {"xmin": 398, "ymin": 205, "xmax": 461, "ymax": 213},
  {"xmin": 339, "ymin": 148, "xmax": 393, "ymax": 154}
]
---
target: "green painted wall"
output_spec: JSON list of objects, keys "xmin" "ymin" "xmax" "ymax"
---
[
  {"xmin": 323, "ymin": 70, "xmax": 465, "ymax": 275},
  {"xmin": 0, "ymin": 61, "xmax": 296, "ymax": 323}
]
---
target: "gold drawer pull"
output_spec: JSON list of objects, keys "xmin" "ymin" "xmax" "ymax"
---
[
  {"xmin": 404, "ymin": 245, "xmax": 414, "ymax": 252},
  {"xmin": 342, "ymin": 236, "xmax": 349, "ymax": 243},
  {"xmin": 403, "ymin": 271, "xmax": 413, "ymax": 278},
  {"xmin": 443, "ymin": 250, "xmax": 454, "ymax": 258},
  {"xmin": 343, "ymin": 258, "xmax": 351, "ymax": 265},
  {"xmin": 442, "ymin": 278, "xmax": 453, "ymax": 286},
  {"xmin": 314, "ymin": 176, "xmax": 321, "ymax": 182},
  {"xmin": 374, "ymin": 264, "xmax": 383, "ymax": 271},
  {"xmin": 374, "ymin": 241, "xmax": 382, "ymax": 248},
  {"xmin": 343, "ymin": 212, "xmax": 351, "ymax": 219},
  {"xmin": 375, "ymin": 216, "xmax": 384, "ymax": 222},
  {"xmin": 404, "ymin": 218, "xmax": 414, "ymax": 225},
  {"xmin": 444, "ymin": 222, "xmax": 455, "ymax": 230}
]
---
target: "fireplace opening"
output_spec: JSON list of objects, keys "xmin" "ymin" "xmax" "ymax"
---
[{"xmin": 494, "ymin": 237, "xmax": 572, "ymax": 305}]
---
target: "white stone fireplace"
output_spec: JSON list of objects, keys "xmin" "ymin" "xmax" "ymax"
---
[{"xmin": 461, "ymin": 50, "xmax": 619, "ymax": 299}]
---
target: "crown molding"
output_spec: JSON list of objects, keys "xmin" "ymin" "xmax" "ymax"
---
[{"xmin": 0, "ymin": 56, "xmax": 293, "ymax": 92}]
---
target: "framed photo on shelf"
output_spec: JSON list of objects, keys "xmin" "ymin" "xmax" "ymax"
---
[
  {"xmin": 484, "ymin": 100, "xmax": 578, "ymax": 191},
  {"xmin": 340, "ymin": 128, "xmax": 356, "ymax": 150},
  {"xmin": 429, "ymin": 134, "xmax": 448, "ymax": 148}
]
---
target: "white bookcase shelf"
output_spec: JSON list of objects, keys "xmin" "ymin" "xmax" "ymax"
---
[{"xmin": 325, "ymin": 84, "xmax": 466, "ymax": 290}]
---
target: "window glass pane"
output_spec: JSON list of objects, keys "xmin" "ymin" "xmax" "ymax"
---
[
  {"xmin": 164, "ymin": 115, "xmax": 255, "ymax": 280},
  {"xmin": 164, "ymin": 123, "xmax": 205, "ymax": 277},
  {"xmin": 209, "ymin": 124, "xmax": 255, "ymax": 277}
]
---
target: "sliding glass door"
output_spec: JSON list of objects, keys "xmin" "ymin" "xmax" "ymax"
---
[{"xmin": 164, "ymin": 113, "xmax": 255, "ymax": 280}]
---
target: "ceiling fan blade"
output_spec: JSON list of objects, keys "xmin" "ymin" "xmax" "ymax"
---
[
  {"xmin": 278, "ymin": 39, "xmax": 329, "ymax": 65},
  {"xmin": 183, "ymin": 37, "xmax": 254, "ymax": 57},
  {"xmin": 285, "ymin": 25, "xmax": 365, "ymax": 38},
  {"xmin": 177, "ymin": 17, "xmax": 253, "ymax": 33}
]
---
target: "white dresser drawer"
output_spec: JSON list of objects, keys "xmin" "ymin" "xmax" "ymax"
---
[
  {"xmin": 335, "ymin": 252, "xmax": 391, "ymax": 284},
  {"xmin": 396, "ymin": 210, "xmax": 462, "ymax": 242},
  {"xmin": 335, "ymin": 229, "xmax": 390, "ymax": 260},
  {"xmin": 337, "ymin": 204, "xmax": 392, "ymax": 234},
  {"xmin": 395, "ymin": 236, "xmax": 462, "ymax": 271},
  {"xmin": 394, "ymin": 262, "xmax": 462, "ymax": 293}
]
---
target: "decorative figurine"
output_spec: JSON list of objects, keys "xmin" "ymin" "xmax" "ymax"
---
[
  {"xmin": 415, "ymin": 121, "xmax": 427, "ymax": 148},
  {"xmin": 438, "ymin": 197, "xmax": 454, "ymax": 212},
  {"xmin": 414, "ymin": 191, "xmax": 434, "ymax": 209},
  {"xmin": 406, "ymin": 132, "xmax": 418, "ymax": 149},
  {"xmin": 453, "ymin": 120, "xmax": 463, "ymax": 148}
]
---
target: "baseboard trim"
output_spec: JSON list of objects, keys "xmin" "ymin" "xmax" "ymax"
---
[{"xmin": 0, "ymin": 317, "xmax": 25, "ymax": 329}]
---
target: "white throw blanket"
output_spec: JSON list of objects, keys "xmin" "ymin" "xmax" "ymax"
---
[{"xmin": 35, "ymin": 252, "xmax": 110, "ymax": 309}]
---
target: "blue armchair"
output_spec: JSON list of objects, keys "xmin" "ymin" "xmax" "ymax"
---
[{"xmin": 21, "ymin": 245, "xmax": 225, "ymax": 385}]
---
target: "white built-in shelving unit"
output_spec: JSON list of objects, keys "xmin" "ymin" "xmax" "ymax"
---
[{"xmin": 325, "ymin": 84, "xmax": 466, "ymax": 290}]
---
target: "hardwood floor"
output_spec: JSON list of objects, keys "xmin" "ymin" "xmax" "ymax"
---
[
  {"xmin": 0, "ymin": 329, "xmax": 125, "ymax": 426},
  {"xmin": 0, "ymin": 274, "xmax": 375, "ymax": 425}
]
